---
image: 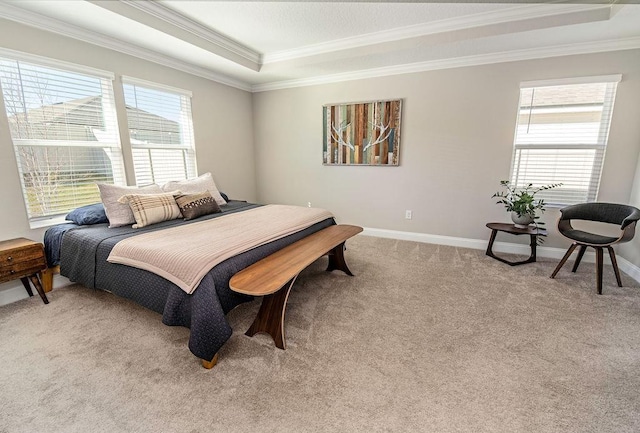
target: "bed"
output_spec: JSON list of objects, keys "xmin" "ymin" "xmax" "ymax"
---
[{"xmin": 45, "ymin": 200, "xmax": 335, "ymax": 365}]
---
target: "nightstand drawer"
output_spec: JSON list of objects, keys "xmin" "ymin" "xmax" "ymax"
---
[
  {"xmin": 0, "ymin": 257, "xmax": 46, "ymax": 282},
  {"xmin": 0, "ymin": 244, "xmax": 44, "ymax": 265}
]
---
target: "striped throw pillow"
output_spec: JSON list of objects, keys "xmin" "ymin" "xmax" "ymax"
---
[{"xmin": 118, "ymin": 192, "xmax": 182, "ymax": 228}]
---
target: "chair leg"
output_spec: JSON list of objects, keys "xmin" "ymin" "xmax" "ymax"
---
[
  {"xmin": 571, "ymin": 245, "xmax": 587, "ymax": 273},
  {"xmin": 595, "ymin": 247, "xmax": 604, "ymax": 295},
  {"xmin": 551, "ymin": 243, "xmax": 578, "ymax": 279},
  {"xmin": 607, "ymin": 246, "xmax": 623, "ymax": 287}
]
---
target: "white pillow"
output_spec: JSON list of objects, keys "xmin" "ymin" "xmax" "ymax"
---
[
  {"xmin": 162, "ymin": 173, "xmax": 226, "ymax": 206},
  {"xmin": 97, "ymin": 183, "xmax": 163, "ymax": 228}
]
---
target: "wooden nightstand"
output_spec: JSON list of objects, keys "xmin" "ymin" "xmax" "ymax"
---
[{"xmin": 0, "ymin": 238, "xmax": 48, "ymax": 304}]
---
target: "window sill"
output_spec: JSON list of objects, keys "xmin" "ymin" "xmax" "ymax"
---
[{"xmin": 29, "ymin": 215, "xmax": 68, "ymax": 230}]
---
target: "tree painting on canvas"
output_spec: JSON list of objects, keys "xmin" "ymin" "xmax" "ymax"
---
[{"xmin": 323, "ymin": 99, "xmax": 402, "ymax": 165}]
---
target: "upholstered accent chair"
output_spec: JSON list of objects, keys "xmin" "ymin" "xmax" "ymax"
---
[{"xmin": 550, "ymin": 202, "xmax": 640, "ymax": 294}]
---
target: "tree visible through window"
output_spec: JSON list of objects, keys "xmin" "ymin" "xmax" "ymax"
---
[
  {"xmin": 0, "ymin": 58, "xmax": 124, "ymax": 223},
  {"xmin": 510, "ymin": 75, "xmax": 620, "ymax": 206}
]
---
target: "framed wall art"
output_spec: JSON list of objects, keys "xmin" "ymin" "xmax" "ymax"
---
[{"xmin": 323, "ymin": 99, "xmax": 402, "ymax": 166}]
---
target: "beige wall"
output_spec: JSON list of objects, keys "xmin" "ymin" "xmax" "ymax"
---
[
  {"xmin": 253, "ymin": 50, "xmax": 640, "ymax": 254},
  {"xmin": 0, "ymin": 20, "xmax": 256, "ymax": 300},
  {"xmin": 619, "ymin": 154, "xmax": 640, "ymax": 266},
  {"xmin": 1, "ymin": 18, "xmax": 639, "ymax": 303}
]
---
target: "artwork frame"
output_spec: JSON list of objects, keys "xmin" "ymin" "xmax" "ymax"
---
[{"xmin": 323, "ymin": 99, "xmax": 402, "ymax": 166}]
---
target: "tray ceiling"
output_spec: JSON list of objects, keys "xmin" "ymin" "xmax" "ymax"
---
[{"xmin": 0, "ymin": 1, "xmax": 639, "ymax": 92}]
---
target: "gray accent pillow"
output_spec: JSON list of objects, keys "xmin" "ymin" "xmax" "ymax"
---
[
  {"xmin": 162, "ymin": 172, "xmax": 227, "ymax": 206},
  {"xmin": 97, "ymin": 183, "xmax": 163, "ymax": 228},
  {"xmin": 174, "ymin": 191, "xmax": 221, "ymax": 221}
]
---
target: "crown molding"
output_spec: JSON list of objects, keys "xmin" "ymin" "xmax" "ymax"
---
[
  {"xmin": 0, "ymin": 46, "xmax": 115, "ymax": 79},
  {"xmin": 252, "ymin": 37, "xmax": 640, "ymax": 92},
  {"xmin": 262, "ymin": 3, "xmax": 611, "ymax": 64},
  {"xmin": 0, "ymin": 1, "xmax": 634, "ymax": 95},
  {"xmin": 0, "ymin": 2, "xmax": 252, "ymax": 92},
  {"xmin": 120, "ymin": 0, "xmax": 260, "ymax": 65}
]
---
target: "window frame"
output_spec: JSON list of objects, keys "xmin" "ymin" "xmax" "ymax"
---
[
  {"xmin": 509, "ymin": 74, "xmax": 621, "ymax": 207},
  {"xmin": 0, "ymin": 49, "xmax": 126, "ymax": 228},
  {"xmin": 122, "ymin": 76, "xmax": 198, "ymax": 186}
]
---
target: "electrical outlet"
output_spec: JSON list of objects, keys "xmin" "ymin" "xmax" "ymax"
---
[
  {"xmin": 307, "ymin": 202, "xmax": 312, "ymax": 208},
  {"xmin": 405, "ymin": 210, "xmax": 412, "ymax": 220}
]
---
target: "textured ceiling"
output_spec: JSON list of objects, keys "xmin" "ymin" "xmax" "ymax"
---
[
  {"xmin": 162, "ymin": 1, "xmax": 513, "ymax": 53},
  {"xmin": 1, "ymin": 1, "xmax": 639, "ymax": 92}
]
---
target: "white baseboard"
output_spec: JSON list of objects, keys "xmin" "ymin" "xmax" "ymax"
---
[
  {"xmin": 361, "ymin": 227, "xmax": 640, "ymax": 284},
  {"xmin": 617, "ymin": 256, "xmax": 640, "ymax": 283},
  {"xmin": 0, "ymin": 285, "xmax": 30, "ymax": 306}
]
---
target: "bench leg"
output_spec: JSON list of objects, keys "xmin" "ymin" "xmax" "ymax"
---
[
  {"xmin": 245, "ymin": 275, "xmax": 298, "ymax": 350},
  {"xmin": 326, "ymin": 242, "xmax": 354, "ymax": 276}
]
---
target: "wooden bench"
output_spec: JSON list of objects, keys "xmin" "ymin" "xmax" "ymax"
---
[{"xmin": 229, "ymin": 224, "xmax": 363, "ymax": 352}]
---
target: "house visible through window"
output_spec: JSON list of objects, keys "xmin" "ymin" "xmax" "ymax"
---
[
  {"xmin": 0, "ymin": 55, "xmax": 125, "ymax": 225},
  {"xmin": 123, "ymin": 78, "xmax": 197, "ymax": 185},
  {"xmin": 510, "ymin": 75, "xmax": 620, "ymax": 206}
]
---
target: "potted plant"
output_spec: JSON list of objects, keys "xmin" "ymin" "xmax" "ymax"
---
[{"xmin": 492, "ymin": 180, "xmax": 561, "ymax": 228}]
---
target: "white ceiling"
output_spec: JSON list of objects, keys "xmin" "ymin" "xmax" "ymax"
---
[
  {"xmin": 1, "ymin": 1, "xmax": 639, "ymax": 92},
  {"xmin": 167, "ymin": 2, "xmax": 512, "ymax": 53}
]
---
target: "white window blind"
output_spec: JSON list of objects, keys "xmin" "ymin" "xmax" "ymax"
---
[
  {"xmin": 123, "ymin": 79, "xmax": 197, "ymax": 185},
  {"xmin": 510, "ymin": 75, "xmax": 620, "ymax": 206},
  {"xmin": 0, "ymin": 56, "xmax": 125, "ymax": 223}
]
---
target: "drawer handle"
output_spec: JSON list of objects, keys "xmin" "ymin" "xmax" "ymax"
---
[
  {"xmin": 9, "ymin": 270, "xmax": 15, "ymax": 274},
  {"xmin": 7, "ymin": 256, "xmax": 12, "ymax": 262}
]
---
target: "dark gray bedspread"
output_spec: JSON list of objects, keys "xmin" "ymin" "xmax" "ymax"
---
[
  {"xmin": 44, "ymin": 223, "xmax": 78, "ymax": 267},
  {"xmin": 59, "ymin": 201, "xmax": 335, "ymax": 361}
]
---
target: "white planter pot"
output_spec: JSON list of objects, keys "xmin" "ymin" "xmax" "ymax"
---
[{"xmin": 511, "ymin": 212, "xmax": 534, "ymax": 228}]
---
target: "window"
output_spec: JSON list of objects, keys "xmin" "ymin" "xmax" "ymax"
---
[
  {"xmin": 510, "ymin": 75, "xmax": 620, "ymax": 205},
  {"xmin": 0, "ymin": 53, "xmax": 125, "ymax": 225},
  {"xmin": 123, "ymin": 78, "xmax": 197, "ymax": 185}
]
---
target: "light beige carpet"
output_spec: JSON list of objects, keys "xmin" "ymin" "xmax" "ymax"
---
[{"xmin": 1, "ymin": 235, "xmax": 640, "ymax": 433}]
